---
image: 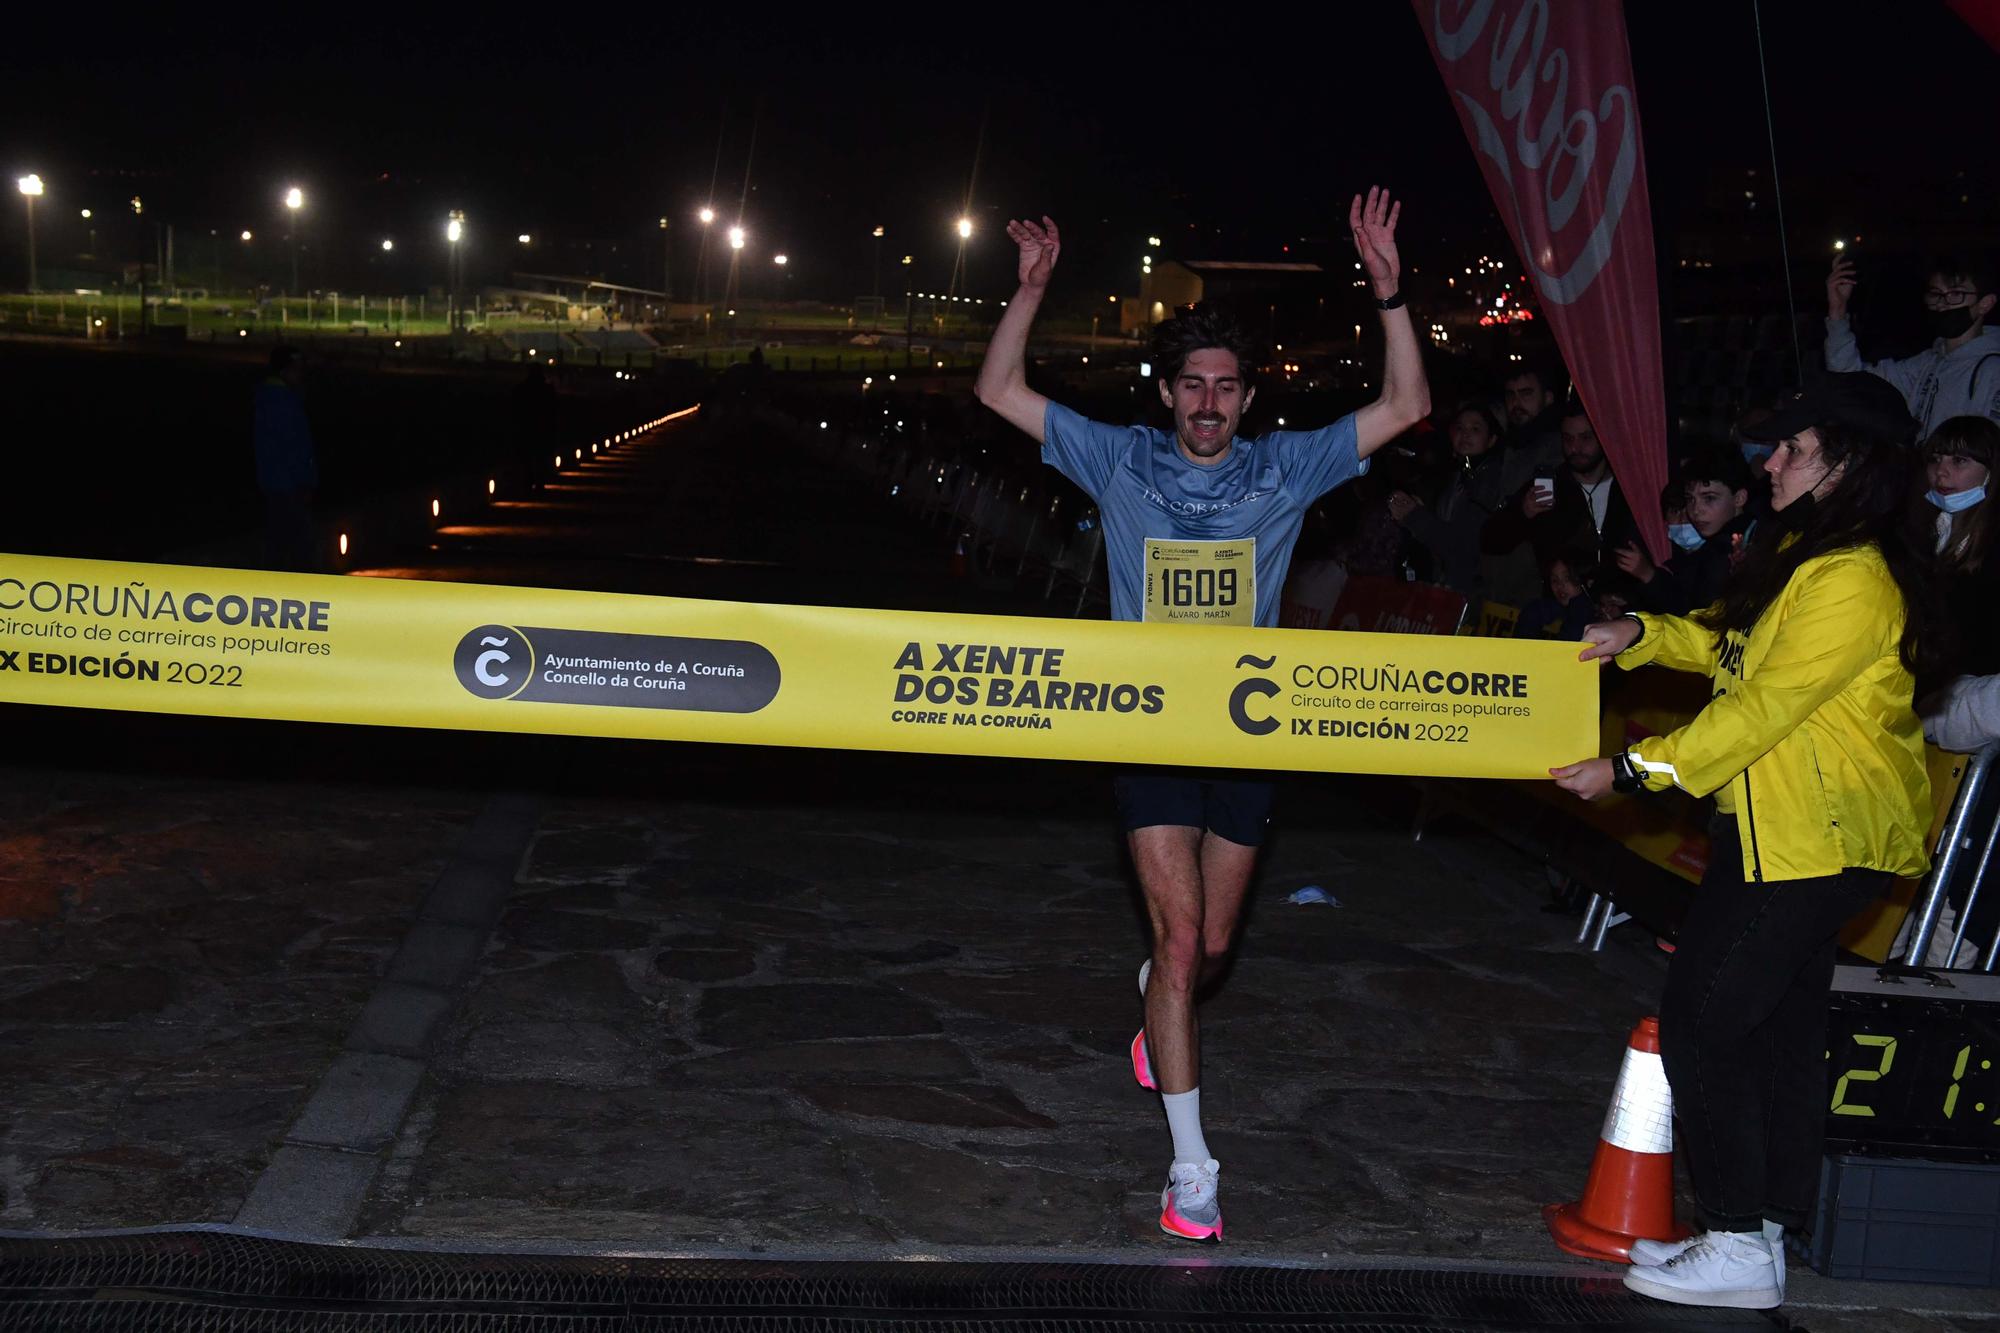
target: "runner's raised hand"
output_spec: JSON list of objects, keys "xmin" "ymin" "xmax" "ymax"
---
[
  {"xmin": 1006, "ymin": 217, "xmax": 1061, "ymax": 291},
  {"xmin": 1350, "ymin": 187, "xmax": 1402, "ymax": 297}
]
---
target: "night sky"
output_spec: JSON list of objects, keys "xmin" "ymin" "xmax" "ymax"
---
[{"xmin": 6, "ymin": 3, "xmax": 1995, "ymax": 305}]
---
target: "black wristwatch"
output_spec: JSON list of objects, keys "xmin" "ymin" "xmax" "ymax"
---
[
  {"xmin": 1611, "ymin": 750, "xmax": 1647, "ymax": 794},
  {"xmin": 1375, "ymin": 290, "xmax": 1405, "ymax": 311},
  {"xmin": 1621, "ymin": 612, "xmax": 1645, "ymax": 647}
]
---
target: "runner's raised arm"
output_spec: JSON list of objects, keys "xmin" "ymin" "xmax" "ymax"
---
[
  {"xmin": 1349, "ymin": 187, "xmax": 1431, "ymax": 457},
  {"xmin": 973, "ymin": 216, "xmax": 1060, "ymax": 443}
]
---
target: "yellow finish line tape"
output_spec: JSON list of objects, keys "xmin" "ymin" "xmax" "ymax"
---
[{"xmin": 0, "ymin": 555, "xmax": 1598, "ymax": 778}]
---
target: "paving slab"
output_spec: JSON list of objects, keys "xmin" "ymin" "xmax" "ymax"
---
[{"xmin": 0, "ymin": 764, "xmax": 476, "ymax": 1228}]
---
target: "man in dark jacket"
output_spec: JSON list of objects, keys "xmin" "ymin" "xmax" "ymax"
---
[
  {"xmin": 253, "ymin": 346, "xmax": 319, "ymax": 571},
  {"xmin": 1481, "ymin": 403, "xmax": 1641, "ymax": 598}
]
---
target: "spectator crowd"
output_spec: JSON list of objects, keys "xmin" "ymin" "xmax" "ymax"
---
[{"xmin": 1350, "ymin": 248, "xmax": 2000, "ymax": 964}]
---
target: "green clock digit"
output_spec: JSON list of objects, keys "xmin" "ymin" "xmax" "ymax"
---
[
  {"xmin": 1830, "ymin": 1033, "xmax": 1898, "ymax": 1118},
  {"xmin": 1944, "ymin": 1045, "xmax": 1971, "ymax": 1119}
]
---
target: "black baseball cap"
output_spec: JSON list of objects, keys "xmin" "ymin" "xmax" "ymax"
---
[{"xmin": 1743, "ymin": 372, "xmax": 1917, "ymax": 448}]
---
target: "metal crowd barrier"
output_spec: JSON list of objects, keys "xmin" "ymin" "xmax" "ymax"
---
[
  {"xmin": 1900, "ymin": 741, "xmax": 2000, "ymax": 972},
  {"xmin": 798, "ymin": 414, "xmax": 1106, "ymax": 615}
]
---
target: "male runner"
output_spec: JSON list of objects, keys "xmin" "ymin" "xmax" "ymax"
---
[{"xmin": 974, "ymin": 189, "xmax": 1429, "ymax": 1241}]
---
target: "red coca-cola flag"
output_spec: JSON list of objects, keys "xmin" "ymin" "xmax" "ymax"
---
[
  {"xmin": 1411, "ymin": 0, "xmax": 1669, "ymax": 562},
  {"xmin": 1947, "ymin": 0, "xmax": 2000, "ymax": 55}
]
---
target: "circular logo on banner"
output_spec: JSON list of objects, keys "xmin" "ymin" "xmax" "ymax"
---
[{"xmin": 454, "ymin": 624, "xmax": 536, "ymax": 700}]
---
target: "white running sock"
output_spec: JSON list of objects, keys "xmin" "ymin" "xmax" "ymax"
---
[{"xmin": 1161, "ymin": 1088, "xmax": 1211, "ymax": 1166}]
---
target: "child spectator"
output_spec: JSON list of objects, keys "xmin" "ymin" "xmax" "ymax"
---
[{"xmin": 1513, "ymin": 552, "xmax": 1598, "ymax": 642}]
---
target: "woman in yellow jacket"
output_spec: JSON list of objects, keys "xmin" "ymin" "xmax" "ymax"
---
[{"xmin": 1552, "ymin": 373, "xmax": 1942, "ymax": 1311}]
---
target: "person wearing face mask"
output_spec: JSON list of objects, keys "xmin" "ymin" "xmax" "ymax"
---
[
  {"xmin": 1826, "ymin": 252, "xmax": 2000, "ymax": 438},
  {"xmin": 1891, "ymin": 416, "xmax": 2000, "ymax": 968},
  {"xmin": 1621, "ymin": 451, "xmax": 1758, "ymax": 616},
  {"xmin": 1549, "ymin": 373, "xmax": 1942, "ymax": 1311},
  {"xmin": 1388, "ymin": 402, "xmax": 1541, "ymax": 603},
  {"xmin": 1921, "ymin": 415, "xmax": 2000, "ymax": 673},
  {"xmin": 1923, "ymin": 415, "xmax": 1999, "ymax": 571}
]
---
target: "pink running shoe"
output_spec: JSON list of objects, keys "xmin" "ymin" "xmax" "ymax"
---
[
  {"xmin": 1159, "ymin": 1159, "xmax": 1223, "ymax": 1243},
  {"xmin": 1130, "ymin": 1028, "xmax": 1156, "ymax": 1091}
]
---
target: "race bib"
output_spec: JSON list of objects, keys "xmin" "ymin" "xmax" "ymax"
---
[{"xmin": 1144, "ymin": 538, "xmax": 1256, "ymax": 626}]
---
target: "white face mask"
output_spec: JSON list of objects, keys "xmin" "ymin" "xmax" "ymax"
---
[
  {"xmin": 1928, "ymin": 485, "xmax": 1987, "ymax": 514},
  {"xmin": 1667, "ymin": 522, "xmax": 1704, "ymax": 551}
]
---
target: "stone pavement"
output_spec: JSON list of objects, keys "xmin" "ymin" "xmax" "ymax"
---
[
  {"xmin": 5, "ymin": 744, "xmax": 1995, "ymax": 1327},
  {"xmin": 0, "ymin": 749, "xmax": 476, "ymax": 1227},
  {"xmin": 360, "ymin": 775, "xmax": 1631, "ymax": 1255}
]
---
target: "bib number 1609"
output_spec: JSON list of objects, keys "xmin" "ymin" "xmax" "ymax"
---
[{"xmin": 1163, "ymin": 566, "xmax": 1237, "ymax": 607}]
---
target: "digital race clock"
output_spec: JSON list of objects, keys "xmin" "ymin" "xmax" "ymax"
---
[{"xmin": 1825, "ymin": 965, "xmax": 2000, "ymax": 1157}]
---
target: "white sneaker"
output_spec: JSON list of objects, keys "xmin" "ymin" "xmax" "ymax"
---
[
  {"xmin": 1627, "ymin": 1235, "xmax": 1695, "ymax": 1266},
  {"xmin": 1622, "ymin": 1230, "xmax": 1781, "ymax": 1309},
  {"xmin": 1159, "ymin": 1158, "xmax": 1223, "ymax": 1242},
  {"xmin": 1632, "ymin": 1221, "xmax": 1785, "ymax": 1302}
]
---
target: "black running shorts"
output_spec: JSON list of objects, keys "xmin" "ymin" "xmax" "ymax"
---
[{"xmin": 1113, "ymin": 769, "xmax": 1276, "ymax": 847}]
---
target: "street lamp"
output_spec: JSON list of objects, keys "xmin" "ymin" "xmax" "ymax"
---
[
  {"xmin": 240, "ymin": 230, "xmax": 253, "ymax": 242},
  {"xmin": 380, "ymin": 239, "xmax": 394, "ymax": 251},
  {"xmin": 283, "ymin": 186, "xmax": 304, "ymax": 295},
  {"xmin": 693, "ymin": 205, "xmax": 716, "ymax": 306},
  {"xmin": 17, "ymin": 174, "xmax": 43, "ymax": 293},
  {"xmin": 668, "ymin": 214, "xmax": 684, "ymax": 304},
  {"xmin": 949, "ymin": 216, "xmax": 973, "ymax": 305},
  {"xmin": 445, "ymin": 210, "xmax": 465, "ymax": 335},
  {"xmin": 517, "ymin": 233, "xmax": 531, "ymax": 245},
  {"xmin": 716, "ymin": 224, "xmax": 748, "ymax": 319},
  {"xmin": 773, "ymin": 254, "xmax": 788, "ymax": 265}
]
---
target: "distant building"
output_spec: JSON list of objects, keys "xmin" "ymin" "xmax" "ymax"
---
[
  {"xmin": 505, "ymin": 272, "xmax": 670, "ymax": 323},
  {"xmin": 1124, "ymin": 260, "xmax": 1329, "ymax": 334}
]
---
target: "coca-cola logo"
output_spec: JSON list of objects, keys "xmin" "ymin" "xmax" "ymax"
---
[{"xmin": 1428, "ymin": 0, "xmax": 1641, "ymax": 306}]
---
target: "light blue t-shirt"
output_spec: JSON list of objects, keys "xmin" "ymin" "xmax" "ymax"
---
[{"xmin": 1042, "ymin": 401, "xmax": 1367, "ymax": 627}]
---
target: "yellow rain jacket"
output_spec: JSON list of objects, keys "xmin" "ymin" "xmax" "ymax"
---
[{"xmin": 1618, "ymin": 544, "xmax": 1930, "ymax": 883}]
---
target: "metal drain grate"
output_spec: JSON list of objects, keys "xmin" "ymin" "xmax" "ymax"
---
[{"xmin": 0, "ymin": 1233, "xmax": 1784, "ymax": 1331}]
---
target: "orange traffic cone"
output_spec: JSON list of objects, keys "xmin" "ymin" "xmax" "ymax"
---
[{"xmin": 1544, "ymin": 1016, "xmax": 1688, "ymax": 1262}]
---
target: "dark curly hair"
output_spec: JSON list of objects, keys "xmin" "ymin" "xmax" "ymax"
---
[{"xmin": 1149, "ymin": 303, "xmax": 1263, "ymax": 391}]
